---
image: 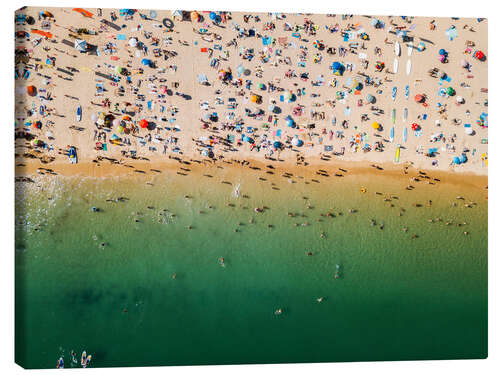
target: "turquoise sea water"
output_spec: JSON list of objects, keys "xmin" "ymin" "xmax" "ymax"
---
[{"xmin": 15, "ymin": 165, "xmax": 487, "ymax": 368}]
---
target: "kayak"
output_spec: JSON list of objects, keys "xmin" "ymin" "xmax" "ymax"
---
[
  {"xmin": 406, "ymin": 59, "xmax": 412, "ymax": 75},
  {"xmin": 393, "ymin": 58, "xmax": 399, "ymax": 73},
  {"xmin": 76, "ymin": 106, "xmax": 82, "ymax": 122},
  {"xmin": 394, "ymin": 41, "xmax": 401, "ymax": 56},
  {"xmin": 405, "ymin": 85, "xmax": 409, "ymax": 99},
  {"xmin": 395, "ymin": 144, "xmax": 401, "ymax": 162},
  {"xmin": 403, "ymin": 107, "xmax": 408, "ymax": 122},
  {"xmin": 392, "ymin": 86, "xmax": 397, "ymax": 101},
  {"xmin": 390, "ymin": 127, "xmax": 395, "ymax": 143},
  {"xmin": 403, "ymin": 128, "xmax": 408, "ymax": 143},
  {"xmin": 392, "ymin": 108, "xmax": 396, "ymax": 124}
]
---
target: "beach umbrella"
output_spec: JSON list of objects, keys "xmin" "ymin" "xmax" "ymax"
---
[
  {"xmin": 474, "ymin": 50, "xmax": 485, "ymax": 61},
  {"xmin": 115, "ymin": 66, "xmax": 123, "ymax": 74},
  {"xmin": 456, "ymin": 96, "xmax": 464, "ymax": 104},
  {"xmin": 122, "ymin": 115, "xmax": 131, "ymax": 121},
  {"xmin": 112, "ymin": 119, "xmax": 120, "ymax": 127},
  {"xmin": 139, "ymin": 119, "xmax": 149, "ymax": 128},
  {"xmin": 128, "ymin": 38, "xmax": 138, "ymax": 47},
  {"xmin": 370, "ymin": 18, "xmax": 379, "ymax": 26},
  {"xmin": 366, "ymin": 94, "xmax": 375, "ymax": 103},
  {"xmin": 40, "ymin": 10, "xmax": 54, "ymax": 18},
  {"xmin": 286, "ymin": 117, "xmax": 295, "ymax": 128},
  {"xmin": 250, "ymin": 94, "xmax": 261, "ymax": 103},
  {"xmin": 190, "ymin": 11, "xmax": 200, "ymax": 22},
  {"xmin": 111, "ymin": 134, "xmax": 120, "ymax": 141},
  {"xmin": 268, "ymin": 104, "xmax": 276, "ymax": 112},
  {"xmin": 27, "ymin": 85, "xmax": 37, "ymax": 96},
  {"xmin": 453, "ymin": 156, "xmax": 461, "ymax": 164},
  {"xmin": 465, "ymin": 127, "xmax": 473, "ymax": 135},
  {"xmin": 97, "ymin": 118, "xmax": 104, "ymax": 126},
  {"xmin": 411, "ymin": 123, "xmax": 420, "ymax": 131},
  {"xmin": 160, "ymin": 85, "xmax": 168, "ymax": 94},
  {"xmin": 371, "ymin": 121, "xmax": 380, "ymax": 129},
  {"xmin": 291, "ymin": 138, "xmax": 303, "ymax": 147},
  {"xmin": 198, "ymin": 74, "xmax": 208, "ymax": 84},
  {"xmin": 459, "ymin": 154, "xmax": 468, "ymax": 163},
  {"xmin": 332, "ymin": 61, "xmax": 344, "ymax": 76},
  {"xmin": 74, "ymin": 39, "xmax": 88, "ymax": 52},
  {"xmin": 209, "ymin": 12, "xmax": 217, "ymax": 21},
  {"xmin": 273, "ymin": 141, "xmax": 283, "ymax": 149},
  {"xmin": 117, "ymin": 126, "xmax": 124, "ymax": 134},
  {"xmin": 446, "ymin": 87, "xmax": 456, "ymax": 96},
  {"xmin": 141, "ymin": 58, "xmax": 152, "ymax": 67},
  {"xmin": 414, "ymin": 94, "xmax": 424, "ymax": 103}
]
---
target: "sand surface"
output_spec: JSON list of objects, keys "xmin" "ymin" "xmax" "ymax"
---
[{"xmin": 15, "ymin": 7, "xmax": 488, "ymax": 175}]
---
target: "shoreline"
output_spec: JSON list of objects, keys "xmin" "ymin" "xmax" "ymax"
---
[{"xmin": 15, "ymin": 157, "xmax": 488, "ymax": 190}]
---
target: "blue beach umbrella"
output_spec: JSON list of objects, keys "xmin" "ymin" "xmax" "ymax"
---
[
  {"xmin": 273, "ymin": 141, "xmax": 283, "ymax": 149},
  {"xmin": 141, "ymin": 58, "xmax": 152, "ymax": 66},
  {"xmin": 209, "ymin": 12, "xmax": 217, "ymax": 20},
  {"xmin": 452, "ymin": 156, "xmax": 461, "ymax": 164}
]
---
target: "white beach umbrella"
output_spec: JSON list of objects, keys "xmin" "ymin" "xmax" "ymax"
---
[{"xmin": 128, "ymin": 38, "xmax": 138, "ymax": 47}]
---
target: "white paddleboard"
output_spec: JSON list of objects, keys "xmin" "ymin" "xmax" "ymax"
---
[
  {"xmin": 406, "ymin": 59, "xmax": 412, "ymax": 75},
  {"xmin": 407, "ymin": 41, "xmax": 413, "ymax": 56},
  {"xmin": 393, "ymin": 58, "xmax": 399, "ymax": 73},
  {"xmin": 394, "ymin": 41, "xmax": 400, "ymax": 56}
]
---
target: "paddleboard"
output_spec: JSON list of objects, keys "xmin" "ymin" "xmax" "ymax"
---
[
  {"xmin": 407, "ymin": 41, "xmax": 413, "ymax": 56},
  {"xmin": 393, "ymin": 58, "xmax": 399, "ymax": 73},
  {"xmin": 76, "ymin": 106, "xmax": 82, "ymax": 122},
  {"xmin": 405, "ymin": 85, "xmax": 409, "ymax": 99},
  {"xmin": 390, "ymin": 127, "xmax": 395, "ymax": 143},
  {"xmin": 391, "ymin": 108, "xmax": 396, "ymax": 124},
  {"xmin": 403, "ymin": 128, "xmax": 408, "ymax": 143},
  {"xmin": 403, "ymin": 107, "xmax": 408, "ymax": 122},
  {"xmin": 392, "ymin": 86, "xmax": 397, "ymax": 101},
  {"xmin": 394, "ymin": 144, "xmax": 401, "ymax": 162},
  {"xmin": 406, "ymin": 59, "xmax": 412, "ymax": 75},
  {"xmin": 394, "ymin": 41, "xmax": 400, "ymax": 56}
]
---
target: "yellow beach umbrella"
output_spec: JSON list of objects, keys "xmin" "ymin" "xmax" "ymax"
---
[{"xmin": 371, "ymin": 122, "xmax": 380, "ymax": 129}]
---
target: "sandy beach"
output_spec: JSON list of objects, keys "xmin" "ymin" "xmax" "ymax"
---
[{"xmin": 15, "ymin": 7, "xmax": 488, "ymax": 177}]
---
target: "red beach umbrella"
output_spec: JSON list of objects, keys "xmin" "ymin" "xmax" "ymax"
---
[
  {"xmin": 474, "ymin": 50, "xmax": 485, "ymax": 61},
  {"xmin": 139, "ymin": 119, "xmax": 148, "ymax": 128},
  {"xmin": 411, "ymin": 123, "xmax": 420, "ymax": 131},
  {"xmin": 414, "ymin": 94, "xmax": 424, "ymax": 103}
]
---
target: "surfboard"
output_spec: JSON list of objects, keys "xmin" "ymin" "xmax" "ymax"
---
[
  {"xmin": 76, "ymin": 106, "xmax": 82, "ymax": 122},
  {"xmin": 393, "ymin": 58, "xmax": 399, "ymax": 73},
  {"xmin": 407, "ymin": 41, "xmax": 413, "ymax": 56},
  {"xmin": 394, "ymin": 144, "xmax": 401, "ymax": 162},
  {"xmin": 394, "ymin": 41, "xmax": 400, "ymax": 56},
  {"xmin": 390, "ymin": 127, "xmax": 395, "ymax": 143},
  {"xmin": 406, "ymin": 59, "xmax": 412, "ymax": 75}
]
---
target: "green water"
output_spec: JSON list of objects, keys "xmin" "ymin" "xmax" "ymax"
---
[{"xmin": 15, "ymin": 165, "xmax": 487, "ymax": 368}]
